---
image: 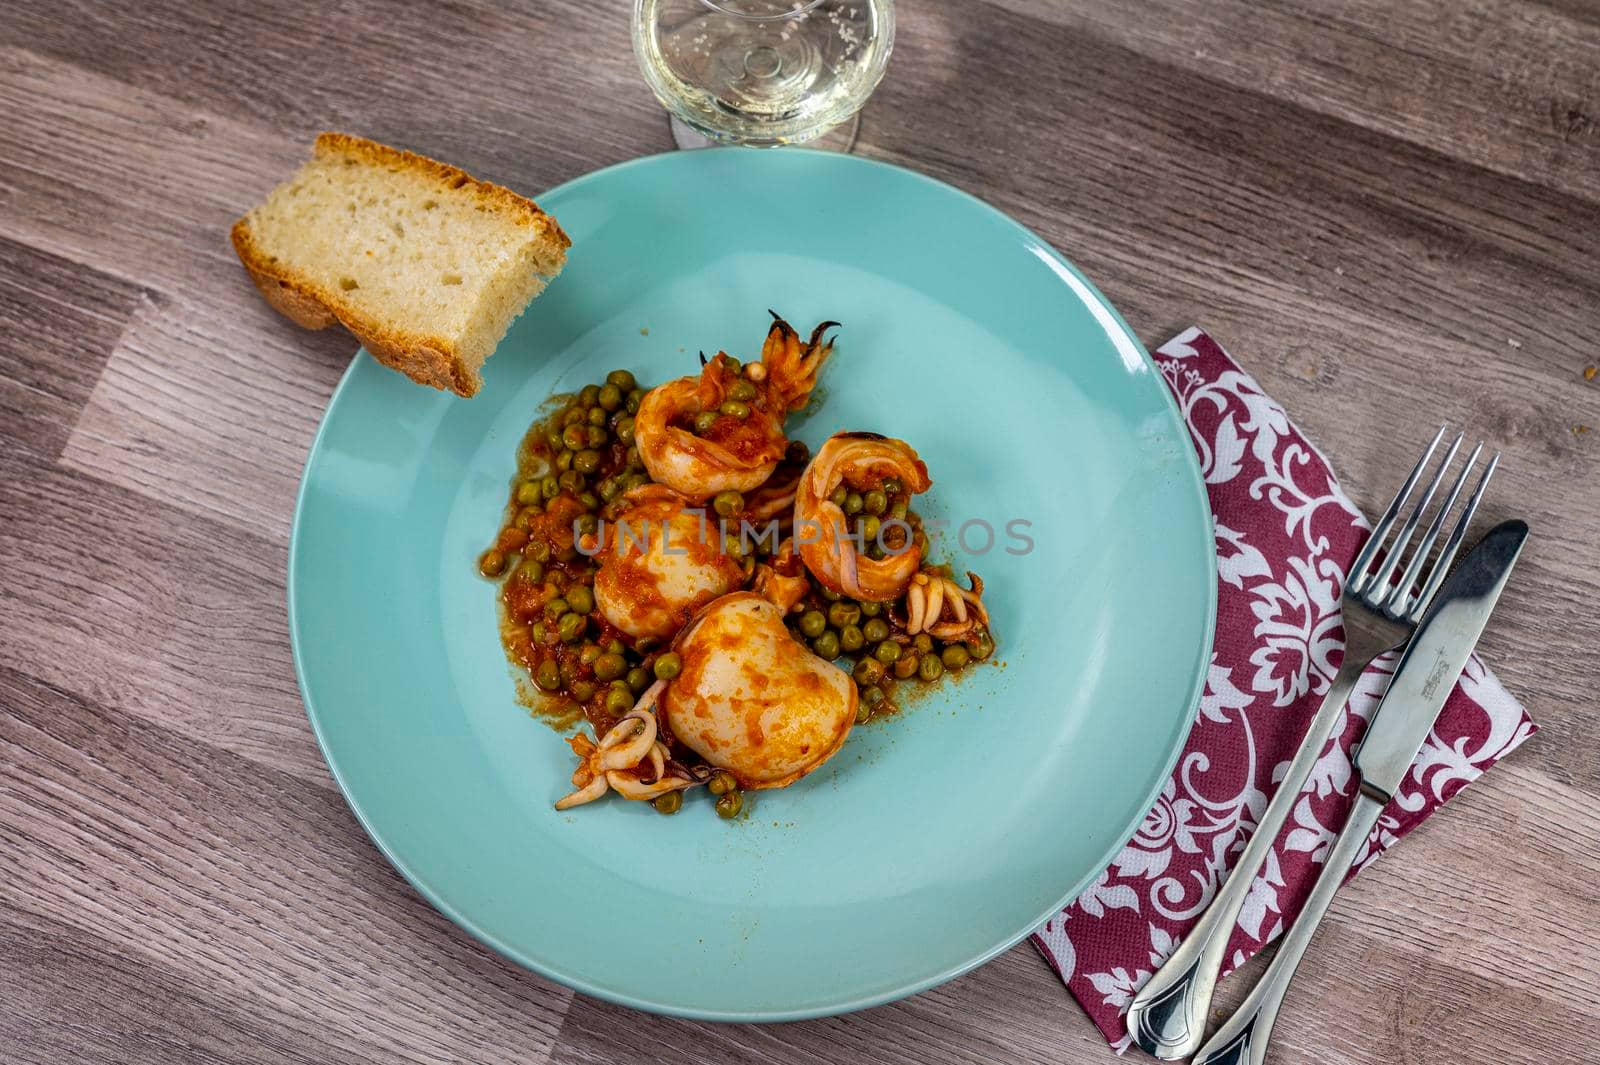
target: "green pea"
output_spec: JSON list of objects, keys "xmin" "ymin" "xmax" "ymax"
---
[
  {"xmin": 515, "ymin": 480, "xmax": 542, "ymax": 506},
  {"xmin": 859, "ymin": 515, "xmax": 881, "ymax": 543},
  {"xmin": 653, "ymin": 652, "xmax": 682, "ymax": 681},
  {"xmin": 798, "ymin": 610, "xmax": 827, "ymax": 638},
  {"xmin": 579, "ymin": 643, "xmax": 601, "ymax": 665},
  {"xmin": 721, "ymin": 356, "xmax": 741, "ymax": 375},
  {"xmin": 559, "ymin": 470, "xmax": 586, "ymax": 493},
  {"xmin": 578, "ymin": 492, "xmax": 600, "ymax": 512},
  {"xmin": 827, "ymin": 601, "xmax": 861, "ymax": 629},
  {"xmin": 853, "ymin": 657, "xmax": 885, "ymax": 686},
  {"xmin": 858, "ymin": 599, "xmax": 882, "ymax": 618},
  {"xmin": 829, "ymin": 486, "xmax": 848, "ymax": 507},
  {"xmin": 573, "ymin": 449, "xmax": 601, "ymax": 475},
  {"xmin": 893, "ymin": 653, "xmax": 919, "ymax": 679},
  {"xmin": 919, "ymin": 654, "xmax": 945, "ymax": 682},
  {"xmin": 593, "ymin": 653, "xmax": 626, "ymax": 681},
  {"xmin": 694, "ymin": 410, "xmax": 719, "ymax": 434},
  {"xmin": 912, "ymin": 634, "xmax": 934, "ymax": 654},
  {"xmin": 583, "ymin": 407, "xmax": 603, "ymax": 427},
  {"xmin": 839, "ymin": 624, "xmax": 864, "ymax": 653},
  {"xmin": 844, "ymin": 492, "xmax": 863, "ymax": 515},
  {"xmin": 579, "ymin": 384, "xmax": 601, "ymax": 405},
  {"xmin": 570, "ymin": 680, "xmax": 597, "ymax": 702},
  {"xmin": 883, "ymin": 478, "xmax": 903, "ymax": 495},
  {"xmin": 607, "ymin": 369, "xmax": 636, "ymax": 392},
  {"xmin": 544, "ymin": 427, "xmax": 564, "ymax": 450},
  {"xmin": 519, "ymin": 559, "xmax": 545, "ymax": 584},
  {"xmin": 625, "ymin": 388, "xmax": 646, "ymax": 414},
  {"xmin": 598, "ymin": 383, "xmax": 623, "ymax": 411},
  {"xmin": 541, "ymin": 475, "xmax": 561, "ymax": 500},
  {"xmin": 583, "ymin": 427, "xmax": 605, "ymax": 450},
  {"xmin": 850, "ymin": 619, "xmax": 883, "ymax": 646},
  {"xmin": 531, "ymin": 622, "xmax": 550, "ymax": 644},
  {"xmin": 534, "ymin": 659, "xmax": 562, "ymax": 692},
  {"xmin": 561, "ymin": 408, "xmax": 584, "ymax": 427},
  {"xmin": 707, "ymin": 770, "xmax": 738, "ymax": 796},
  {"xmin": 942, "ymin": 644, "xmax": 972, "ymax": 670},
  {"xmin": 616, "ymin": 417, "xmax": 636, "ymax": 445},
  {"xmin": 557, "ymin": 612, "xmax": 585, "ymax": 643},
  {"xmin": 527, "ymin": 540, "xmax": 551, "ymax": 563},
  {"xmin": 543, "ymin": 597, "xmax": 568, "ymax": 619},
  {"xmin": 874, "ymin": 640, "xmax": 901, "ymax": 664},
  {"xmin": 604, "ymin": 687, "xmax": 634, "ymax": 715},
  {"xmin": 652, "ymin": 790, "xmax": 682, "ymax": 815},
  {"xmin": 863, "ymin": 489, "xmax": 887, "ymax": 515},
  {"xmin": 715, "ymin": 790, "xmax": 744, "ymax": 819},
  {"xmin": 598, "ymin": 477, "xmax": 622, "ymax": 502},
  {"xmin": 566, "ymin": 585, "xmax": 594, "ymax": 615},
  {"xmin": 818, "ymin": 586, "xmax": 841, "ymax": 602},
  {"xmin": 625, "ymin": 447, "xmax": 644, "ymax": 470},
  {"xmin": 513, "ymin": 506, "xmax": 540, "ymax": 530},
  {"xmin": 719, "ymin": 399, "xmax": 750, "ymax": 419},
  {"xmin": 478, "ymin": 548, "xmax": 507, "ymax": 578},
  {"xmin": 863, "ymin": 686, "xmax": 886, "ymax": 707},
  {"xmin": 712, "ymin": 490, "xmax": 744, "ymax": 518},
  {"xmin": 972, "ymin": 633, "xmax": 995, "ymax": 661},
  {"xmin": 729, "ymin": 379, "xmax": 758, "ymax": 402},
  {"xmin": 562, "ymin": 423, "xmax": 588, "ymax": 450},
  {"xmin": 556, "ymin": 450, "xmax": 574, "ymax": 472},
  {"xmin": 606, "ymin": 639, "xmax": 627, "ymax": 656},
  {"xmin": 812, "ymin": 631, "xmax": 841, "ymax": 660},
  {"xmin": 855, "ymin": 701, "xmax": 873, "ymax": 725},
  {"xmin": 626, "ymin": 667, "xmax": 650, "ymax": 694}
]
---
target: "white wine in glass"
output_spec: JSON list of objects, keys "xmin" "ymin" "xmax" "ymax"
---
[{"xmin": 632, "ymin": 0, "xmax": 894, "ymax": 149}]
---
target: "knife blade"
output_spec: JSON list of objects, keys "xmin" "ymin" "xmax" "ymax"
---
[{"xmin": 1353, "ymin": 518, "xmax": 1529, "ymax": 801}]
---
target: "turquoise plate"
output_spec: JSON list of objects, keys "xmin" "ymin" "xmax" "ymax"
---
[{"xmin": 289, "ymin": 148, "xmax": 1215, "ymax": 1021}]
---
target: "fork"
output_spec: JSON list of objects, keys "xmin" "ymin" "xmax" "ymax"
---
[{"xmin": 1125, "ymin": 426, "xmax": 1498, "ymax": 1060}]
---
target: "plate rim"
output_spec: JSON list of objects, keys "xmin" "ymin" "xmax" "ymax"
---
[{"xmin": 287, "ymin": 146, "xmax": 1217, "ymax": 1022}]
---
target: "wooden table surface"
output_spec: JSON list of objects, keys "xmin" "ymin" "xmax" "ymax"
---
[{"xmin": 4, "ymin": 1, "xmax": 1598, "ymax": 1062}]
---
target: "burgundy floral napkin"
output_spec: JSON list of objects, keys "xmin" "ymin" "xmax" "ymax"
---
[{"xmin": 1032, "ymin": 328, "xmax": 1536, "ymax": 1051}]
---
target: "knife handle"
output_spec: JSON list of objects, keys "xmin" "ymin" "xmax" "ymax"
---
[
  {"xmin": 1127, "ymin": 652, "xmax": 1369, "ymax": 1058},
  {"xmin": 1192, "ymin": 788, "xmax": 1387, "ymax": 1065}
]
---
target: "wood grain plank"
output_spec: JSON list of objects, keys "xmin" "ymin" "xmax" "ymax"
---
[
  {"xmin": 0, "ymin": 0, "xmax": 667, "ymax": 187},
  {"xmin": 1, "ymin": 906, "xmax": 320, "ymax": 1065},
  {"xmin": 0, "ymin": 667, "xmax": 575, "ymax": 1065},
  {"xmin": 0, "ymin": 447, "xmax": 322, "ymax": 782},
  {"xmin": 0, "ymin": 234, "xmax": 149, "ymax": 459},
  {"xmin": 987, "ymin": 0, "xmax": 1600, "ymax": 204}
]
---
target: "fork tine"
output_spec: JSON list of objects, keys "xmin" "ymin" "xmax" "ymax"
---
[
  {"xmin": 1366, "ymin": 432, "xmax": 1463, "ymax": 606},
  {"xmin": 1347, "ymin": 425, "xmax": 1445, "ymax": 596},
  {"xmin": 1407, "ymin": 450, "xmax": 1501, "ymax": 620},
  {"xmin": 1390, "ymin": 441, "xmax": 1483, "ymax": 616}
]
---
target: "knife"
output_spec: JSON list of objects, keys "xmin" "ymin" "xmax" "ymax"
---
[{"xmin": 1191, "ymin": 518, "xmax": 1529, "ymax": 1065}]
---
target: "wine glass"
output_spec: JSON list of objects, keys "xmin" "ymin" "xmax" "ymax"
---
[{"xmin": 632, "ymin": 0, "xmax": 895, "ymax": 150}]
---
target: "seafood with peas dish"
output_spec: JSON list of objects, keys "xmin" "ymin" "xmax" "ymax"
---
[{"xmin": 479, "ymin": 312, "xmax": 997, "ymax": 820}]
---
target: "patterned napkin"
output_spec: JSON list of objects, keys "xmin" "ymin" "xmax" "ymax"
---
[{"xmin": 1032, "ymin": 328, "xmax": 1536, "ymax": 1051}]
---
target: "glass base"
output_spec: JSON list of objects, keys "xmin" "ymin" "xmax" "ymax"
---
[{"xmin": 668, "ymin": 112, "xmax": 861, "ymax": 153}]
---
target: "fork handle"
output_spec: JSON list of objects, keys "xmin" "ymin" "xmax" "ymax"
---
[
  {"xmin": 1125, "ymin": 652, "xmax": 1370, "ymax": 1059},
  {"xmin": 1192, "ymin": 789, "xmax": 1386, "ymax": 1065}
]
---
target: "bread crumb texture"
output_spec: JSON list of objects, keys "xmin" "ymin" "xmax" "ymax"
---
[{"xmin": 231, "ymin": 132, "xmax": 569, "ymax": 397}]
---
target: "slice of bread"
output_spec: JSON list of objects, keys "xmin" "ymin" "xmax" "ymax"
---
[{"xmin": 232, "ymin": 132, "xmax": 570, "ymax": 397}]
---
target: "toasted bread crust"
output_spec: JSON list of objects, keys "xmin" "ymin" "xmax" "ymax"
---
[{"xmin": 230, "ymin": 132, "xmax": 569, "ymax": 398}]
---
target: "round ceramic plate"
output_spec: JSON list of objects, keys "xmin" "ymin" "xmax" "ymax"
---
[{"xmin": 289, "ymin": 148, "xmax": 1215, "ymax": 1021}]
